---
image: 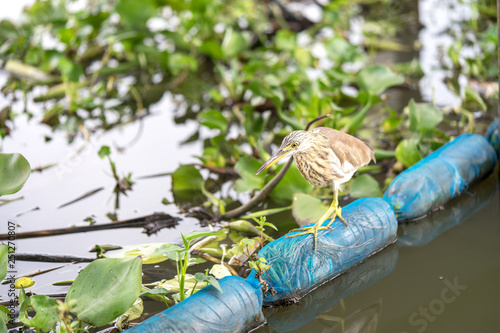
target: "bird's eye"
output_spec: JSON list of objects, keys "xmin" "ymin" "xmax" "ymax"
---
[{"xmin": 291, "ymin": 142, "xmax": 299, "ymax": 148}]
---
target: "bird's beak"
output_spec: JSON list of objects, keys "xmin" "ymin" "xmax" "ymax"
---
[{"xmin": 256, "ymin": 149, "xmax": 291, "ymax": 175}]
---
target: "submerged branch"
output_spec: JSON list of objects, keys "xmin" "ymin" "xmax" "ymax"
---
[
  {"xmin": 0, "ymin": 213, "xmax": 180, "ymax": 240},
  {"xmin": 15, "ymin": 253, "xmax": 94, "ymax": 263}
]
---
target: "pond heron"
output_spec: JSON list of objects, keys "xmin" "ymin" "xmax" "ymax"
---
[{"xmin": 256, "ymin": 127, "xmax": 375, "ymax": 250}]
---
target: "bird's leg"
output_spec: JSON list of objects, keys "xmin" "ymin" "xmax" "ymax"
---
[
  {"xmin": 325, "ymin": 188, "xmax": 348, "ymax": 227},
  {"xmin": 286, "ymin": 186, "xmax": 348, "ymax": 250},
  {"xmin": 286, "ymin": 197, "xmax": 338, "ymax": 250},
  {"xmin": 286, "ymin": 218, "xmax": 332, "ymax": 251}
]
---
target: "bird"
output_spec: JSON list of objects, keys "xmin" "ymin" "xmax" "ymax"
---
[{"xmin": 256, "ymin": 127, "xmax": 375, "ymax": 250}]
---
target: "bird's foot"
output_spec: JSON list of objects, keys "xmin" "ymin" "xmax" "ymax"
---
[
  {"xmin": 327, "ymin": 206, "xmax": 348, "ymax": 227},
  {"xmin": 286, "ymin": 223, "xmax": 331, "ymax": 251}
]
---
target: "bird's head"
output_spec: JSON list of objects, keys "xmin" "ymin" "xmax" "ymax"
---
[{"xmin": 256, "ymin": 130, "xmax": 311, "ymax": 175}]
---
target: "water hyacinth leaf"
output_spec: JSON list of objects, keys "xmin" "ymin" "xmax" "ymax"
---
[
  {"xmin": 198, "ymin": 110, "xmax": 228, "ymax": 132},
  {"xmin": 116, "ymin": 0, "xmax": 157, "ymax": 29},
  {"xmin": 184, "ymin": 230, "xmax": 222, "ymax": 242},
  {"xmin": 0, "ymin": 245, "xmax": 8, "ymax": 281},
  {"xmin": 464, "ymin": 86, "xmax": 487, "ymax": 111},
  {"xmin": 140, "ymin": 287, "xmax": 169, "ymax": 298},
  {"xmin": 234, "ymin": 156, "xmax": 265, "ymax": 193},
  {"xmin": 155, "ymin": 274, "xmax": 202, "ymax": 294},
  {"xmin": 342, "ymin": 96, "xmax": 374, "ymax": 134},
  {"xmin": 350, "ymin": 174, "xmax": 382, "ymax": 198},
  {"xmin": 0, "ymin": 304, "xmax": 9, "ymax": 324},
  {"xmin": 408, "ymin": 99, "xmax": 443, "ymax": 132},
  {"xmin": 275, "ymin": 29, "xmax": 296, "ymax": 51},
  {"xmin": 270, "ymin": 163, "xmax": 313, "ymax": 203},
  {"xmin": 0, "ymin": 319, "xmax": 5, "ymax": 332},
  {"xmin": 157, "ymin": 244, "xmax": 185, "ymax": 261},
  {"xmin": 194, "ymin": 272, "xmax": 222, "ymax": 293},
  {"xmin": 0, "ymin": 153, "xmax": 31, "ymax": 196},
  {"xmin": 19, "ymin": 295, "xmax": 59, "ymax": 332},
  {"xmin": 172, "ymin": 165, "xmax": 203, "ymax": 191},
  {"xmin": 15, "ymin": 277, "xmax": 34, "ymax": 289},
  {"xmin": 172, "ymin": 165, "xmax": 204, "ymax": 203},
  {"xmin": 292, "ymin": 193, "xmax": 327, "ymax": 227},
  {"xmin": 122, "ymin": 298, "xmax": 143, "ymax": 322},
  {"xmin": 200, "ymin": 40, "xmax": 224, "ymax": 60},
  {"xmin": 325, "ymin": 36, "xmax": 364, "ymax": 64},
  {"xmin": 209, "ymin": 264, "xmax": 232, "ymax": 279},
  {"xmin": 246, "ymin": 80, "xmax": 284, "ymax": 107},
  {"xmin": 395, "ymin": 139, "xmax": 422, "ymax": 168},
  {"xmin": 357, "ymin": 65, "xmax": 404, "ymax": 95},
  {"xmin": 57, "ymin": 57, "xmax": 83, "ymax": 82},
  {"xmin": 294, "ymin": 47, "xmax": 312, "ymax": 66},
  {"xmin": 65, "ymin": 257, "xmax": 142, "ymax": 326},
  {"xmin": 105, "ymin": 243, "xmax": 176, "ymax": 264},
  {"xmin": 97, "ymin": 145, "xmax": 111, "ymax": 159},
  {"xmin": 52, "ymin": 280, "xmax": 74, "ymax": 286},
  {"xmin": 221, "ymin": 27, "xmax": 249, "ymax": 57},
  {"xmin": 19, "ymin": 288, "xmax": 26, "ymax": 306}
]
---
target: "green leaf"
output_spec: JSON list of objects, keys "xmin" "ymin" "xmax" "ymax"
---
[
  {"xmin": 194, "ymin": 273, "xmax": 222, "ymax": 293},
  {"xmin": 395, "ymin": 139, "xmax": 422, "ymax": 168},
  {"xmin": 57, "ymin": 57, "xmax": 83, "ymax": 82},
  {"xmin": 184, "ymin": 230, "xmax": 221, "ymax": 242},
  {"xmin": 200, "ymin": 40, "xmax": 224, "ymax": 60},
  {"xmin": 408, "ymin": 99, "xmax": 443, "ymax": 132},
  {"xmin": 155, "ymin": 274, "xmax": 202, "ymax": 294},
  {"xmin": 270, "ymin": 163, "xmax": 313, "ymax": 203},
  {"xmin": 65, "ymin": 257, "xmax": 142, "ymax": 326},
  {"xmin": 172, "ymin": 165, "xmax": 203, "ymax": 191},
  {"xmin": 159, "ymin": 244, "xmax": 185, "ymax": 261},
  {"xmin": 172, "ymin": 165, "xmax": 203, "ymax": 193},
  {"xmin": 240, "ymin": 238, "xmax": 257, "ymax": 246},
  {"xmin": 168, "ymin": 53, "xmax": 198, "ymax": 75},
  {"xmin": 325, "ymin": 36, "xmax": 364, "ymax": 64},
  {"xmin": 122, "ymin": 298, "xmax": 143, "ymax": 322},
  {"xmin": 140, "ymin": 287, "xmax": 169, "ymax": 297},
  {"xmin": 19, "ymin": 288, "xmax": 26, "ymax": 306},
  {"xmin": 19, "ymin": 295, "xmax": 59, "ymax": 332},
  {"xmin": 198, "ymin": 110, "xmax": 228, "ymax": 132},
  {"xmin": 221, "ymin": 28, "xmax": 249, "ymax": 57},
  {"xmin": 209, "ymin": 264, "xmax": 231, "ymax": 279},
  {"xmin": 234, "ymin": 156, "xmax": 265, "ymax": 193},
  {"xmin": 357, "ymin": 65, "xmax": 404, "ymax": 95},
  {"xmin": 0, "ymin": 245, "xmax": 8, "ymax": 281},
  {"xmin": 293, "ymin": 47, "xmax": 312, "ymax": 66},
  {"xmin": 350, "ymin": 174, "xmax": 382, "ymax": 198},
  {"xmin": 0, "ymin": 304, "xmax": 9, "ymax": 324},
  {"xmin": 97, "ymin": 146, "xmax": 110, "ymax": 159},
  {"xmin": 343, "ymin": 95, "xmax": 374, "ymax": 134},
  {"xmin": 0, "ymin": 153, "xmax": 31, "ymax": 196},
  {"xmin": 275, "ymin": 30, "xmax": 296, "ymax": 51},
  {"xmin": 106, "ymin": 243, "xmax": 178, "ymax": 264},
  {"xmin": 291, "ymin": 193, "xmax": 327, "ymax": 227},
  {"xmin": 116, "ymin": 0, "xmax": 157, "ymax": 29},
  {"xmin": 464, "ymin": 86, "xmax": 487, "ymax": 111}
]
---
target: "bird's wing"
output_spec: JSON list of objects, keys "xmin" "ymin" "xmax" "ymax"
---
[{"xmin": 315, "ymin": 127, "xmax": 375, "ymax": 172}]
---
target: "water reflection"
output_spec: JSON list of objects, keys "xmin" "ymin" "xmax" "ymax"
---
[
  {"xmin": 260, "ymin": 244, "xmax": 398, "ymax": 332},
  {"xmin": 398, "ymin": 173, "xmax": 497, "ymax": 247}
]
